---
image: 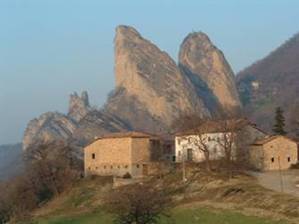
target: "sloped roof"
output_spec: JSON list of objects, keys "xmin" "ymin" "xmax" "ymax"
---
[
  {"xmin": 84, "ymin": 131, "xmax": 159, "ymax": 149},
  {"xmin": 251, "ymin": 135, "xmax": 297, "ymax": 146},
  {"xmin": 95, "ymin": 131, "xmax": 158, "ymax": 140},
  {"xmin": 176, "ymin": 119, "xmax": 262, "ymax": 136}
]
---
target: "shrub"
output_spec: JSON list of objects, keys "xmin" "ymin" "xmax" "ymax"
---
[{"xmin": 123, "ymin": 172, "xmax": 132, "ymax": 179}]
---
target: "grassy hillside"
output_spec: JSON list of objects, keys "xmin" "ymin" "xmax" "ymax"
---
[
  {"xmin": 22, "ymin": 168, "xmax": 299, "ymax": 224},
  {"xmin": 34, "ymin": 208, "xmax": 288, "ymax": 224}
]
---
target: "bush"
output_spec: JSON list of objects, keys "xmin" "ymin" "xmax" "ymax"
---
[
  {"xmin": 290, "ymin": 162, "xmax": 299, "ymax": 169},
  {"xmin": 105, "ymin": 182, "xmax": 172, "ymax": 224},
  {"xmin": 123, "ymin": 172, "xmax": 132, "ymax": 179},
  {"xmin": 0, "ymin": 143, "xmax": 82, "ymax": 222}
]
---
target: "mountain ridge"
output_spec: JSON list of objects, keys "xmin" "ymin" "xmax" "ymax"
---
[
  {"xmin": 237, "ymin": 32, "xmax": 299, "ymax": 135},
  {"xmin": 22, "ymin": 25, "xmax": 241, "ymax": 151}
]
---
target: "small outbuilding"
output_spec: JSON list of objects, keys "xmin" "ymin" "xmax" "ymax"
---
[{"xmin": 249, "ymin": 135, "xmax": 298, "ymax": 171}]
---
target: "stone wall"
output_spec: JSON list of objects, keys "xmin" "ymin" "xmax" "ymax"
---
[
  {"xmin": 84, "ymin": 136, "xmax": 153, "ymax": 177},
  {"xmin": 236, "ymin": 125, "xmax": 266, "ymax": 163},
  {"xmin": 249, "ymin": 136, "xmax": 298, "ymax": 170},
  {"xmin": 131, "ymin": 138, "xmax": 151, "ymax": 163},
  {"xmin": 84, "ymin": 137, "xmax": 132, "ymax": 177}
]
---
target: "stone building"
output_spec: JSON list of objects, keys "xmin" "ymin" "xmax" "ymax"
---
[
  {"xmin": 175, "ymin": 119, "xmax": 266, "ymax": 163},
  {"xmin": 249, "ymin": 135, "xmax": 298, "ymax": 171},
  {"xmin": 84, "ymin": 132, "xmax": 163, "ymax": 177}
]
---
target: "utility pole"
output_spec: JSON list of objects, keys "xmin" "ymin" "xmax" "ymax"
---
[
  {"xmin": 182, "ymin": 146, "xmax": 187, "ymax": 183},
  {"xmin": 278, "ymin": 156, "xmax": 284, "ymax": 193},
  {"xmin": 182, "ymin": 154, "xmax": 186, "ymax": 182}
]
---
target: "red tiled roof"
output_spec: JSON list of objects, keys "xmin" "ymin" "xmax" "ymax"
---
[
  {"xmin": 176, "ymin": 119, "xmax": 263, "ymax": 136},
  {"xmin": 95, "ymin": 131, "xmax": 158, "ymax": 140},
  {"xmin": 251, "ymin": 135, "xmax": 297, "ymax": 146}
]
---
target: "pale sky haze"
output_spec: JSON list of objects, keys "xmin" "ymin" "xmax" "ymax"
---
[{"xmin": 0, "ymin": 0, "xmax": 299, "ymax": 144}]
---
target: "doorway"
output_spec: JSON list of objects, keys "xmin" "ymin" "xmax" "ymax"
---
[{"xmin": 187, "ymin": 148, "xmax": 193, "ymax": 161}]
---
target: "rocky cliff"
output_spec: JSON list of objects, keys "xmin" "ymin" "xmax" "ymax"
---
[
  {"xmin": 68, "ymin": 91, "xmax": 91, "ymax": 122},
  {"xmin": 179, "ymin": 32, "xmax": 241, "ymax": 114},
  {"xmin": 108, "ymin": 26, "xmax": 210, "ymax": 129},
  {"xmin": 72, "ymin": 109, "xmax": 130, "ymax": 145},
  {"xmin": 23, "ymin": 91, "xmax": 130, "ymax": 150},
  {"xmin": 23, "ymin": 112, "xmax": 78, "ymax": 150},
  {"xmin": 23, "ymin": 25, "xmax": 242, "ymax": 151}
]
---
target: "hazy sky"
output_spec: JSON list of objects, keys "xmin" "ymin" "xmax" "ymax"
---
[{"xmin": 0, "ymin": 0, "xmax": 299, "ymax": 145}]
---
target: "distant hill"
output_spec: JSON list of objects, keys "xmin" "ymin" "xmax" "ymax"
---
[
  {"xmin": 237, "ymin": 33, "xmax": 299, "ymax": 135},
  {"xmin": 0, "ymin": 143, "xmax": 23, "ymax": 180}
]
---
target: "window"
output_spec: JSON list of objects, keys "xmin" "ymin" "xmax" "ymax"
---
[
  {"xmin": 271, "ymin": 157, "xmax": 274, "ymax": 163},
  {"xmin": 111, "ymin": 165, "xmax": 113, "ymax": 169},
  {"xmin": 92, "ymin": 153, "xmax": 95, "ymax": 159},
  {"xmin": 104, "ymin": 165, "xmax": 106, "ymax": 169},
  {"xmin": 118, "ymin": 165, "xmax": 120, "ymax": 169},
  {"xmin": 214, "ymin": 147, "xmax": 217, "ymax": 154},
  {"xmin": 288, "ymin": 157, "xmax": 291, "ymax": 162},
  {"xmin": 96, "ymin": 167, "xmax": 98, "ymax": 170},
  {"xmin": 208, "ymin": 137, "xmax": 211, "ymax": 141},
  {"xmin": 124, "ymin": 165, "xmax": 128, "ymax": 168},
  {"xmin": 136, "ymin": 164, "xmax": 140, "ymax": 168}
]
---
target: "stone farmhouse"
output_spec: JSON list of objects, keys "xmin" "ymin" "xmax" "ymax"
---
[
  {"xmin": 249, "ymin": 135, "xmax": 298, "ymax": 171},
  {"xmin": 84, "ymin": 131, "xmax": 174, "ymax": 178},
  {"xmin": 83, "ymin": 120, "xmax": 298, "ymax": 178},
  {"xmin": 175, "ymin": 119, "xmax": 266, "ymax": 163}
]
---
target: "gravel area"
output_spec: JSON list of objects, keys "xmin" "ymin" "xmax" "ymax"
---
[{"xmin": 249, "ymin": 170, "xmax": 299, "ymax": 197}]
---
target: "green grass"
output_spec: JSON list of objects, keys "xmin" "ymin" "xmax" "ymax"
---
[
  {"xmin": 25, "ymin": 174, "xmax": 297, "ymax": 224},
  {"xmin": 35, "ymin": 212, "xmax": 112, "ymax": 224},
  {"xmin": 167, "ymin": 207, "xmax": 289, "ymax": 224},
  {"xmin": 34, "ymin": 207, "xmax": 289, "ymax": 224}
]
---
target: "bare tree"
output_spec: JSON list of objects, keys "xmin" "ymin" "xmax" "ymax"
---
[
  {"xmin": 173, "ymin": 115, "xmax": 217, "ymax": 172},
  {"xmin": 180, "ymin": 134, "xmax": 212, "ymax": 171},
  {"xmin": 213, "ymin": 119, "xmax": 241, "ymax": 179},
  {"xmin": 0, "ymin": 142, "xmax": 83, "ymax": 223},
  {"xmin": 0, "ymin": 182, "xmax": 11, "ymax": 223},
  {"xmin": 24, "ymin": 142, "xmax": 82, "ymax": 198},
  {"xmin": 105, "ymin": 182, "xmax": 172, "ymax": 224}
]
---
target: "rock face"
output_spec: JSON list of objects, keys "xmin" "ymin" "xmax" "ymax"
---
[
  {"xmin": 68, "ymin": 91, "xmax": 91, "ymax": 122},
  {"xmin": 109, "ymin": 25, "xmax": 210, "ymax": 130},
  {"xmin": 179, "ymin": 32, "xmax": 241, "ymax": 114},
  {"xmin": 72, "ymin": 110, "xmax": 130, "ymax": 145},
  {"xmin": 23, "ymin": 112, "xmax": 78, "ymax": 150},
  {"xmin": 23, "ymin": 91, "xmax": 129, "ymax": 150},
  {"xmin": 22, "ymin": 25, "xmax": 242, "ymax": 151}
]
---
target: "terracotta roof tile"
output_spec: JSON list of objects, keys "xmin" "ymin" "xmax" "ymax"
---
[
  {"xmin": 252, "ymin": 135, "xmax": 297, "ymax": 146},
  {"xmin": 95, "ymin": 131, "xmax": 157, "ymax": 140},
  {"xmin": 175, "ymin": 119, "xmax": 260, "ymax": 136}
]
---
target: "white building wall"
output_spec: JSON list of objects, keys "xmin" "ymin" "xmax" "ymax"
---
[{"xmin": 175, "ymin": 133, "xmax": 233, "ymax": 163}]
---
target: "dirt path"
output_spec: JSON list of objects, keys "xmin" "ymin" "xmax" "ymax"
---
[{"xmin": 249, "ymin": 170, "xmax": 299, "ymax": 197}]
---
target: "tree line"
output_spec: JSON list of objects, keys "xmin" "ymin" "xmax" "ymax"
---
[{"xmin": 0, "ymin": 143, "xmax": 83, "ymax": 223}]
